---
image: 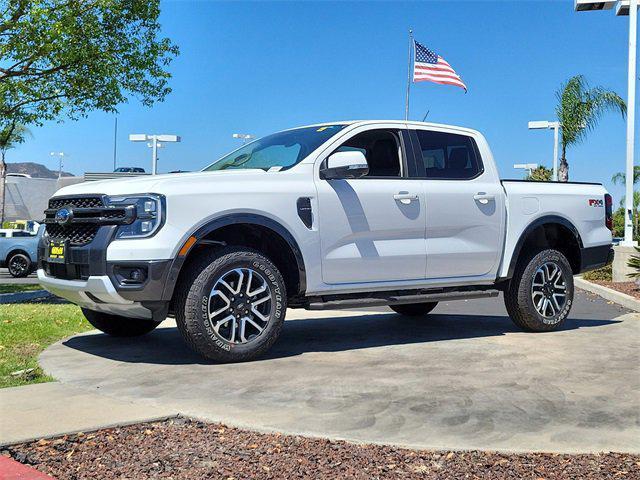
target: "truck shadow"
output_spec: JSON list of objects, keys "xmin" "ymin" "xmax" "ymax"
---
[{"xmin": 61, "ymin": 311, "xmax": 620, "ymax": 366}]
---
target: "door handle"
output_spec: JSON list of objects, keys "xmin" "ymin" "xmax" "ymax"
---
[
  {"xmin": 473, "ymin": 193, "xmax": 495, "ymax": 205},
  {"xmin": 394, "ymin": 193, "xmax": 419, "ymax": 204}
]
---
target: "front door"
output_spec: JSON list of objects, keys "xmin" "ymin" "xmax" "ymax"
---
[{"xmin": 316, "ymin": 128, "xmax": 427, "ymax": 285}]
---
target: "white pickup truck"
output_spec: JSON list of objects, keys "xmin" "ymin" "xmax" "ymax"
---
[{"xmin": 38, "ymin": 121, "xmax": 614, "ymax": 362}]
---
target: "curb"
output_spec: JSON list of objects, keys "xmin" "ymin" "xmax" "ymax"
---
[
  {"xmin": 0, "ymin": 290, "xmax": 52, "ymax": 304},
  {"xmin": 575, "ymin": 277, "xmax": 640, "ymax": 312},
  {"xmin": 0, "ymin": 414, "xmax": 181, "ymax": 448}
]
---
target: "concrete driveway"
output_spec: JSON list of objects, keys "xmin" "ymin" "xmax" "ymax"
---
[{"xmin": 39, "ymin": 290, "xmax": 639, "ymax": 453}]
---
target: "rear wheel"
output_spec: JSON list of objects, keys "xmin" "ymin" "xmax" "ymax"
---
[
  {"xmin": 390, "ymin": 302, "xmax": 438, "ymax": 317},
  {"xmin": 174, "ymin": 247, "xmax": 287, "ymax": 363},
  {"xmin": 504, "ymin": 248, "xmax": 574, "ymax": 332},
  {"xmin": 7, "ymin": 253, "xmax": 31, "ymax": 278},
  {"xmin": 81, "ymin": 309, "xmax": 161, "ymax": 337}
]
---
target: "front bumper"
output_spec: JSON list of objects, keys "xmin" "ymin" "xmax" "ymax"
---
[
  {"xmin": 38, "ymin": 225, "xmax": 173, "ymax": 320},
  {"xmin": 38, "ymin": 269, "xmax": 156, "ymax": 319}
]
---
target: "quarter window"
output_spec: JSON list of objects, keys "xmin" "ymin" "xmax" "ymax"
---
[{"xmin": 415, "ymin": 130, "xmax": 482, "ymax": 179}]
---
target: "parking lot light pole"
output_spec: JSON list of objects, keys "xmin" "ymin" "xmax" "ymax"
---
[
  {"xmin": 129, "ymin": 134, "xmax": 181, "ymax": 175},
  {"xmin": 624, "ymin": 0, "xmax": 638, "ymax": 246},
  {"xmin": 528, "ymin": 121, "xmax": 561, "ymax": 181},
  {"xmin": 575, "ymin": 0, "xmax": 637, "ymax": 246},
  {"xmin": 232, "ymin": 133, "xmax": 255, "ymax": 144},
  {"xmin": 49, "ymin": 151, "xmax": 65, "ymax": 179},
  {"xmin": 514, "ymin": 163, "xmax": 539, "ymax": 178}
]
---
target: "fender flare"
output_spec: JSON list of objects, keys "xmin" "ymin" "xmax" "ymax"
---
[
  {"xmin": 162, "ymin": 213, "xmax": 307, "ymax": 300},
  {"xmin": 506, "ymin": 215, "xmax": 583, "ymax": 279}
]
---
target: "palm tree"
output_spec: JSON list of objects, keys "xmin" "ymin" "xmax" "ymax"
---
[
  {"xmin": 526, "ymin": 165, "xmax": 553, "ymax": 182},
  {"xmin": 0, "ymin": 123, "xmax": 31, "ymax": 224},
  {"xmin": 555, "ymin": 75, "xmax": 626, "ymax": 182},
  {"xmin": 611, "ymin": 166, "xmax": 640, "ymax": 186}
]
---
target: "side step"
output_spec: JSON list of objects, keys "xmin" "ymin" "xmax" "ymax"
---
[{"xmin": 306, "ymin": 289, "xmax": 500, "ymax": 310}]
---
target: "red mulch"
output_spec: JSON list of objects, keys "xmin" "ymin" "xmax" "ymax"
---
[
  {"xmin": 3, "ymin": 418, "xmax": 639, "ymax": 479},
  {"xmin": 591, "ymin": 281, "xmax": 640, "ymax": 299}
]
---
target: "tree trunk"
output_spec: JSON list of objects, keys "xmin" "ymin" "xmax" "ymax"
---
[
  {"xmin": 0, "ymin": 152, "xmax": 5, "ymax": 225},
  {"xmin": 558, "ymin": 146, "xmax": 569, "ymax": 182}
]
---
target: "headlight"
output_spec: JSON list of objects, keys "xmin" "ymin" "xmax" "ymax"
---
[{"xmin": 107, "ymin": 194, "xmax": 165, "ymax": 239}]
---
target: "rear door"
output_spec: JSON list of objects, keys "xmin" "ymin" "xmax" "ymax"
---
[
  {"xmin": 316, "ymin": 126, "xmax": 427, "ymax": 284},
  {"xmin": 410, "ymin": 128, "xmax": 504, "ymax": 279}
]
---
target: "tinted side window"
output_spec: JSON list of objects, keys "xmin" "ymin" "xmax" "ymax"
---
[
  {"xmin": 415, "ymin": 130, "xmax": 482, "ymax": 179},
  {"xmin": 335, "ymin": 129, "xmax": 401, "ymax": 178}
]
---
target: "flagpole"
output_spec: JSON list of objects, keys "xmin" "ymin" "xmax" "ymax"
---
[{"xmin": 405, "ymin": 29, "xmax": 413, "ymax": 121}]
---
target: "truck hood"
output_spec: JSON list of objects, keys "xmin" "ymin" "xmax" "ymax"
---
[{"xmin": 53, "ymin": 169, "xmax": 270, "ymax": 197}]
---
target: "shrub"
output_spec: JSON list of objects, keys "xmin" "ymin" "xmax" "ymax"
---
[
  {"xmin": 627, "ymin": 247, "xmax": 640, "ymax": 279},
  {"xmin": 583, "ymin": 264, "xmax": 612, "ymax": 282}
]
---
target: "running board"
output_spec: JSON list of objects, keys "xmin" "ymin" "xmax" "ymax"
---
[{"xmin": 306, "ymin": 289, "xmax": 500, "ymax": 310}]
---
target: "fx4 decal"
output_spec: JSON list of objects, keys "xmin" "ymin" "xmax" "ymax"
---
[{"xmin": 588, "ymin": 199, "xmax": 604, "ymax": 207}]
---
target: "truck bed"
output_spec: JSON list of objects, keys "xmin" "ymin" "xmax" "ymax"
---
[{"xmin": 498, "ymin": 180, "xmax": 611, "ymax": 278}]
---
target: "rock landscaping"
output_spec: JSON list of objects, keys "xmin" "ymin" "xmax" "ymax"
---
[{"xmin": 4, "ymin": 418, "xmax": 639, "ymax": 479}]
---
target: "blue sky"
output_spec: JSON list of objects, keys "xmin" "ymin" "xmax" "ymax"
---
[{"xmin": 10, "ymin": 0, "xmax": 636, "ymax": 202}]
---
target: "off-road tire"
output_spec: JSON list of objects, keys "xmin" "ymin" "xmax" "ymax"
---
[
  {"xmin": 504, "ymin": 248, "xmax": 574, "ymax": 332},
  {"xmin": 390, "ymin": 302, "xmax": 438, "ymax": 316},
  {"xmin": 174, "ymin": 247, "xmax": 287, "ymax": 363},
  {"xmin": 81, "ymin": 309, "xmax": 161, "ymax": 337},
  {"xmin": 7, "ymin": 252, "xmax": 31, "ymax": 278}
]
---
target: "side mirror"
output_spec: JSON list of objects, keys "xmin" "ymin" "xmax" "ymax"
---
[{"xmin": 321, "ymin": 151, "xmax": 369, "ymax": 180}]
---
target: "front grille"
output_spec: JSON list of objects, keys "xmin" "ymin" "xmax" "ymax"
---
[
  {"xmin": 101, "ymin": 210, "xmax": 127, "ymax": 220},
  {"xmin": 45, "ymin": 196, "xmax": 133, "ymax": 246},
  {"xmin": 45, "ymin": 224, "xmax": 100, "ymax": 245},
  {"xmin": 48, "ymin": 196, "xmax": 104, "ymax": 209}
]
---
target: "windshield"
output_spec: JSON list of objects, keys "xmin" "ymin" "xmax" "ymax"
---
[{"xmin": 203, "ymin": 124, "xmax": 346, "ymax": 171}]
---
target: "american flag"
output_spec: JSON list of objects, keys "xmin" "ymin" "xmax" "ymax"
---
[{"xmin": 413, "ymin": 40, "xmax": 467, "ymax": 92}]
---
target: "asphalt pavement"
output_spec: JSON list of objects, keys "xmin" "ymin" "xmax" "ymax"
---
[{"xmin": 0, "ymin": 269, "xmax": 39, "ymax": 285}]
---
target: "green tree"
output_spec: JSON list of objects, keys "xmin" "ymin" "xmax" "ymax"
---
[
  {"xmin": 525, "ymin": 165, "xmax": 553, "ymax": 181},
  {"xmin": 0, "ymin": 0, "xmax": 179, "ymax": 129},
  {"xmin": 612, "ymin": 207, "xmax": 626, "ymax": 238},
  {"xmin": 555, "ymin": 75, "xmax": 626, "ymax": 182},
  {"xmin": 0, "ymin": 122, "xmax": 31, "ymax": 223},
  {"xmin": 611, "ymin": 166, "xmax": 640, "ymax": 186},
  {"xmin": 616, "ymin": 191, "xmax": 640, "ymax": 240}
]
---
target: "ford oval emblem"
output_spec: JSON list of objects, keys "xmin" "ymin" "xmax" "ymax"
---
[{"xmin": 55, "ymin": 207, "xmax": 73, "ymax": 225}]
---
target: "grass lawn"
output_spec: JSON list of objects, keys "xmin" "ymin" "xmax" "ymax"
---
[
  {"xmin": 0, "ymin": 304, "xmax": 91, "ymax": 388},
  {"xmin": 0, "ymin": 284, "xmax": 43, "ymax": 294}
]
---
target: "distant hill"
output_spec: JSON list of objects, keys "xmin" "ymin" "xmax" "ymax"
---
[{"xmin": 6, "ymin": 162, "xmax": 74, "ymax": 179}]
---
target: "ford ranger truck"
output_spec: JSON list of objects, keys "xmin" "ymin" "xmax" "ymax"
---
[{"xmin": 38, "ymin": 121, "xmax": 614, "ymax": 362}]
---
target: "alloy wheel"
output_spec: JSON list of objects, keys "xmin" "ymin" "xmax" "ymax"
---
[
  {"xmin": 207, "ymin": 267, "xmax": 272, "ymax": 344},
  {"xmin": 531, "ymin": 261, "xmax": 567, "ymax": 319},
  {"xmin": 9, "ymin": 255, "xmax": 28, "ymax": 277}
]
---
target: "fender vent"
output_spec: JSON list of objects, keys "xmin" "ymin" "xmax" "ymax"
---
[{"xmin": 297, "ymin": 197, "xmax": 313, "ymax": 229}]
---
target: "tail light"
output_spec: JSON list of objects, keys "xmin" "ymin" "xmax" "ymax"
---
[{"xmin": 605, "ymin": 194, "xmax": 613, "ymax": 231}]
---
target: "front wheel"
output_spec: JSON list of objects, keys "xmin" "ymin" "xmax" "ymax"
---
[
  {"xmin": 81, "ymin": 309, "xmax": 161, "ymax": 337},
  {"xmin": 390, "ymin": 302, "xmax": 438, "ymax": 317},
  {"xmin": 7, "ymin": 253, "xmax": 31, "ymax": 278},
  {"xmin": 174, "ymin": 247, "xmax": 287, "ymax": 363},
  {"xmin": 504, "ymin": 248, "xmax": 574, "ymax": 332}
]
